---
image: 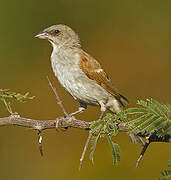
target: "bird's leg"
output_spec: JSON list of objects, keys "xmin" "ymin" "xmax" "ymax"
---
[
  {"xmin": 99, "ymin": 111, "xmax": 105, "ymax": 120},
  {"xmin": 70, "ymin": 107, "xmax": 85, "ymax": 116},
  {"xmin": 98, "ymin": 101, "xmax": 106, "ymax": 120},
  {"xmin": 69, "ymin": 102, "xmax": 87, "ymax": 116}
]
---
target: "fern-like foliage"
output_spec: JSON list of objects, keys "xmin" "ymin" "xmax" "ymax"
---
[
  {"xmin": 158, "ymin": 160, "xmax": 171, "ymax": 180},
  {"xmin": 122, "ymin": 98, "xmax": 171, "ymax": 137},
  {"xmin": 0, "ymin": 89, "xmax": 34, "ymax": 112},
  {"xmin": 90, "ymin": 113, "xmax": 120, "ymax": 165},
  {"xmin": 90, "ymin": 98, "xmax": 171, "ymax": 165},
  {"xmin": 106, "ymin": 136, "xmax": 120, "ymax": 164}
]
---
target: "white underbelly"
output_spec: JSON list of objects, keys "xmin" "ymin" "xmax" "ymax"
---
[{"xmin": 51, "ymin": 59, "xmax": 109, "ymax": 105}]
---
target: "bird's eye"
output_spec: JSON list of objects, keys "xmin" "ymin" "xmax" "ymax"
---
[{"xmin": 54, "ymin": 30, "xmax": 60, "ymax": 34}]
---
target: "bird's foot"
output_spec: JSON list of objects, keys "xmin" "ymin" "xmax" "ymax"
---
[{"xmin": 69, "ymin": 107, "xmax": 86, "ymax": 117}]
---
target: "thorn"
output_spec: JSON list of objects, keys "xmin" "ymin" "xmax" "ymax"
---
[
  {"xmin": 38, "ymin": 131, "xmax": 43, "ymax": 156},
  {"xmin": 136, "ymin": 142, "xmax": 150, "ymax": 168},
  {"xmin": 79, "ymin": 161, "xmax": 83, "ymax": 171},
  {"xmin": 79, "ymin": 133, "xmax": 92, "ymax": 170},
  {"xmin": 56, "ymin": 119, "xmax": 59, "ymax": 131},
  {"xmin": 47, "ymin": 76, "xmax": 68, "ymax": 117},
  {"xmin": 136, "ymin": 155, "xmax": 143, "ymax": 168},
  {"xmin": 91, "ymin": 158, "xmax": 94, "ymax": 165}
]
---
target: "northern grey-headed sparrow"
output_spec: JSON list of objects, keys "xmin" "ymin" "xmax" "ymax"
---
[{"xmin": 35, "ymin": 24, "xmax": 129, "ymax": 119}]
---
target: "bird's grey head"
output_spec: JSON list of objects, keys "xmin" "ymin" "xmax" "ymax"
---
[{"xmin": 35, "ymin": 24, "xmax": 81, "ymax": 48}]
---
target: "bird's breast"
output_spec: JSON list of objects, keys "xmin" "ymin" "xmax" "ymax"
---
[
  {"xmin": 50, "ymin": 50, "xmax": 110, "ymax": 105},
  {"xmin": 50, "ymin": 51, "xmax": 85, "ymax": 97}
]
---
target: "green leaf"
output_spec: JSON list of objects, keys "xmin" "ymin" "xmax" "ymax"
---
[
  {"xmin": 0, "ymin": 89, "xmax": 34, "ymax": 102},
  {"xmin": 89, "ymin": 113, "xmax": 120, "ymax": 165},
  {"xmin": 90, "ymin": 120, "xmax": 104, "ymax": 130},
  {"xmin": 158, "ymin": 160, "xmax": 171, "ymax": 180},
  {"xmin": 139, "ymin": 115, "xmax": 163, "ymax": 132},
  {"xmin": 89, "ymin": 134, "xmax": 101, "ymax": 164},
  {"xmin": 168, "ymin": 160, "xmax": 171, "ymax": 167},
  {"xmin": 106, "ymin": 122, "xmax": 118, "ymax": 136},
  {"xmin": 0, "ymin": 89, "xmax": 34, "ymax": 112},
  {"xmin": 125, "ymin": 113, "xmax": 146, "ymax": 123},
  {"xmin": 149, "ymin": 99, "xmax": 169, "ymax": 118},
  {"xmin": 159, "ymin": 170, "xmax": 171, "ymax": 180},
  {"xmin": 130, "ymin": 113, "xmax": 154, "ymax": 132},
  {"xmin": 159, "ymin": 176, "xmax": 170, "ymax": 180},
  {"xmin": 137, "ymin": 99, "xmax": 148, "ymax": 107},
  {"xmin": 106, "ymin": 135, "xmax": 120, "ymax": 165},
  {"xmin": 88, "ymin": 98, "xmax": 171, "ymax": 166},
  {"xmin": 123, "ymin": 98, "xmax": 171, "ymax": 136},
  {"xmin": 124, "ymin": 107, "xmax": 148, "ymax": 115}
]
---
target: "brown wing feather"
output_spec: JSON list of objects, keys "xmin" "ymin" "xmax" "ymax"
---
[{"xmin": 79, "ymin": 51, "xmax": 129, "ymax": 106}]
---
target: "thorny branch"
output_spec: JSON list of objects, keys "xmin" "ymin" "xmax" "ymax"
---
[
  {"xmin": 136, "ymin": 132, "xmax": 171, "ymax": 167},
  {"xmin": 1, "ymin": 113, "xmax": 170, "ymax": 141},
  {"xmin": 0, "ymin": 112, "xmax": 170, "ymax": 167},
  {"xmin": 0, "ymin": 115, "xmax": 91, "ymax": 130},
  {"xmin": 0, "ymin": 79, "xmax": 171, "ymax": 168},
  {"xmin": 0, "ymin": 115, "xmax": 170, "ymax": 138}
]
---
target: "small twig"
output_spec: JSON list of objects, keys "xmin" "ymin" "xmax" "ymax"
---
[
  {"xmin": 38, "ymin": 130, "xmax": 43, "ymax": 156},
  {"xmin": 79, "ymin": 133, "xmax": 92, "ymax": 170},
  {"xmin": 3, "ymin": 99, "xmax": 13, "ymax": 114},
  {"xmin": 47, "ymin": 76, "xmax": 68, "ymax": 117},
  {"xmin": 136, "ymin": 141, "xmax": 150, "ymax": 168},
  {"xmin": 135, "ymin": 132, "xmax": 171, "ymax": 167}
]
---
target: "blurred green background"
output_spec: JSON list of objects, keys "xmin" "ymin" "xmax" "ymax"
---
[{"xmin": 0, "ymin": 0, "xmax": 171, "ymax": 179}]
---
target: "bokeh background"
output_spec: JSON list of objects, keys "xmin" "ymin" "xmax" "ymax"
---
[{"xmin": 0, "ymin": 0, "xmax": 171, "ymax": 179}]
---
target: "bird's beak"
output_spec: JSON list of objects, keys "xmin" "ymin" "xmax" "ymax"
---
[{"xmin": 35, "ymin": 31, "xmax": 48, "ymax": 39}]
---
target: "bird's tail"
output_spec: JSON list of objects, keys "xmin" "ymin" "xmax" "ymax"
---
[
  {"xmin": 108, "ymin": 94, "xmax": 129, "ymax": 113},
  {"xmin": 118, "ymin": 93, "xmax": 129, "ymax": 107}
]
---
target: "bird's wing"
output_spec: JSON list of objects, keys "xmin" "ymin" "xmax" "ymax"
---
[{"xmin": 79, "ymin": 51, "xmax": 129, "ymax": 106}]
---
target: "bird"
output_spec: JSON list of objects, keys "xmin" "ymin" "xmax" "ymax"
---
[{"xmin": 35, "ymin": 24, "xmax": 129, "ymax": 119}]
